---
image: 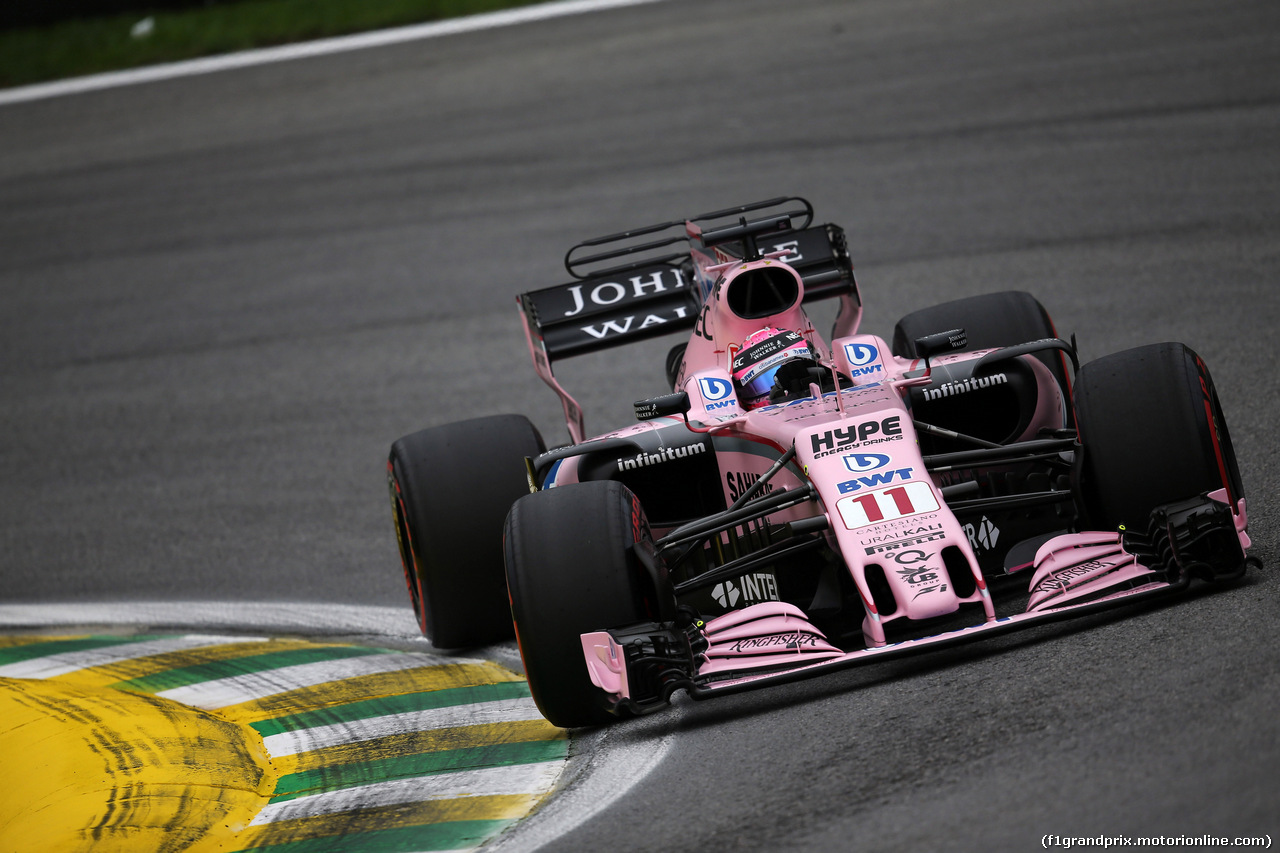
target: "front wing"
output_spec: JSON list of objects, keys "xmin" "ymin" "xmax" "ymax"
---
[{"xmin": 582, "ymin": 491, "xmax": 1254, "ymax": 716}]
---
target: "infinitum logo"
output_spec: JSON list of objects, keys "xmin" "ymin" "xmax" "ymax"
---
[
  {"xmin": 616, "ymin": 444, "xmax": 706, "ymax": 471},
  {"xmin": 922, "ymin": 373, "xmax": 1007, "ymax": 401}
]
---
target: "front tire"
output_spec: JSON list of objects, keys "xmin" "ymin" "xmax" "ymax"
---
[
  {"xmin": 388, "ymin": 414, "xmax": 544, "ymax": 648},
  {"xmin": 504, "ymin": 481, "xmax": 653, "ymax": 728},
  {"xmin": 1072, "ymin": 342, "xmax": 1244, "ymax": 531}
]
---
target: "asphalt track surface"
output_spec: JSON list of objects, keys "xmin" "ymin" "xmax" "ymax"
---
[{"xmin": 2, "ymin": 0, "xmax": 1278, "ymax": 850}]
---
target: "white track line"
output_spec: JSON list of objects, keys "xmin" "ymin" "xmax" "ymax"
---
[
  {"xmin": 0, "ymin": 0, "xmax": 668, "ymax": 107},
  {"xmin": 484, "ymin": 719, "xmax": 679, "ymax": 853},
  {"xmin": 0, "ymin": 601, "xmax": 423, "ymax": 637}
]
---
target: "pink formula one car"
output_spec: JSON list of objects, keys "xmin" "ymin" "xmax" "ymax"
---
[{"xmin": 388, "ymin": 197, "xmax": 1255, "ymax": 727}]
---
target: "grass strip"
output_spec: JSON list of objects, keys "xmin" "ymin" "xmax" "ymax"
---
[{"xmin": 1, "ymin": 0, "xmax": 550, "ymax": 88}]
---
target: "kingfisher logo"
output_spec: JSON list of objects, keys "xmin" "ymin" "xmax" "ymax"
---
[
  {"xmin": 844, "ymin": 342, "xmax": 883, "ymax": 378},
  {"xmin": 698, "ymin": 377, "xmax": 736, "ymax": 410},
  {"xmin": 843, "ymin": 453, "xmax": 891, "ymax": 473}
]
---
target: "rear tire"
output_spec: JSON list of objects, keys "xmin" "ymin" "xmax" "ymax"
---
[
  {"xmin": 891, "ymin": 290, "xmax": 1071, "ymax": 405},
  {"xmin": 504, "ymin": 481, "xmax": 653, "ymax": 728},
  {"xmin": 388, "ymin": 414, "xmax": 544, "ymax": 648},
  {"xmin": 1072, "ymin": 342, "xmax": 1244, "ymax": 531}
]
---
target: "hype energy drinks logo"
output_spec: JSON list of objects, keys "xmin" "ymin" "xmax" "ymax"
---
[
  {"xmin": 699, "ymin": 377, "xmax": 737, "ymax": 411},
  {"xmin": 844, "ymin": 342, "xmax": 882, "ymax": 379}
]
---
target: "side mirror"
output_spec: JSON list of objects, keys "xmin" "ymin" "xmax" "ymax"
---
[
  {"xmin": 634, "ymin": 391, "xmax": 691, "ymax": 421},
  {"xmin": 913, "ymin": 328, "xmax": 967, "ymax": 360}
]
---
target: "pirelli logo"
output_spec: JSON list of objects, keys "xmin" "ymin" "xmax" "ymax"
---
[{"xmin": 864, "ymin": 529, "xmax": 947, "ymax": 555}]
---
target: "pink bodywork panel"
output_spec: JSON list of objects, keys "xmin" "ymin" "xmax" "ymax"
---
[
  {"xmin": 740, "ymin": 358, "xmax": 997, "ymax": 646},
  {"xmin": 1209, "ymin": 488, "xmax": 1252, "ymax": 550},
  {"xmin": 582, "ymin": 630, "xmax": 630, "ymax": 700}
]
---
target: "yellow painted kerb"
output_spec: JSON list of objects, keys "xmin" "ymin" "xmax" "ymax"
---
[{"xmin": 0, "ymin": 676, "xmax": 276, "ymax": 852}]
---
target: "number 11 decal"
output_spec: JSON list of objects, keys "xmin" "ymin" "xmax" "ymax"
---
[{"xmin": 837, "ymin": 481, "xmax": 940, "ymax": 529}]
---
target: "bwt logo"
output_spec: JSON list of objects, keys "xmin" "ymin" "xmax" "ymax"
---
[
  {"xmin": 844, "ymin": 342, "xmax": 883, "ymax": 378},
  {"xmin": 844, "ymin": 342, "xmax": 878, "ymax": 366},
  {"xmin": 837, "ymin": 467, "xmax": 915, "ymax": 494},
  {"xmin": 699, "ymin": 376, "xmax": 737, "ymax": 411},
  {"xmin": 699, "ymin": 377, "xmax": 734, "ymax": 403},
  {"xmin": 843, "ymin": 453, "xmax": 891, "ymax": 473}
]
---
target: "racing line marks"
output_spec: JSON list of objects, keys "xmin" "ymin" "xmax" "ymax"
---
[
  {"xmin": 152, "ymin": 649, "xmax": 445, "ymax": 708},
  {"xmin": 261, "ymin": 695, "xmax": 546, "ymax": 756}
]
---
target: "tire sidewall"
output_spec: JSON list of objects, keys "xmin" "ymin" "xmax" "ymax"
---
[
  {"xmin": 388, "ymin": 414, "xmax": 544, "ymax": 648},
  {"xmin": 1073, "ymin": 343, "xmax": 1241, "ymax": 531},
  {"xmin": 504, "ymin": 481, "xmax": 652, "ymax": 727}
]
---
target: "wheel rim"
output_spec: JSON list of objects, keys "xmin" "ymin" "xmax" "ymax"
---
[
  {"xmin": 1195, "ymin": 354, "xmax": 1245, "ymax": 509},
  {"xmin": 388, "ymin": 462, "xmax": 428, "ymax": 633}
]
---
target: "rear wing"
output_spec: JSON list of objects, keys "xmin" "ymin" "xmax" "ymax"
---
[{"xmin": 518, "ymin": 197, "xmax": 861, "ymax": 441}]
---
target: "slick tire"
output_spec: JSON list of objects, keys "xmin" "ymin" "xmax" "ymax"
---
[
  {"xmin": 1072, "ymin": 342, "xmax": 1244, "ymax": 532},
  {"xmin": 504, "ymin": 480, "xmax": 653, "ymax": 728},
  {"xmin": 891, "ymin": 290, "xmax": 1071, "ymax": 409},
  {"xmin": 388, "ymin": 414, "xmax": 544, "ymax": 649}
]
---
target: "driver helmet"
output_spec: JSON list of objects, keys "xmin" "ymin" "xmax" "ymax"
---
[{"xmin": 731, "ymin": 327, "xmax": 816, "ymax": 410}]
